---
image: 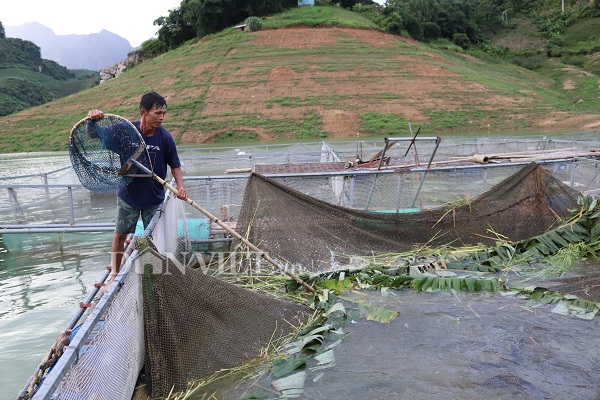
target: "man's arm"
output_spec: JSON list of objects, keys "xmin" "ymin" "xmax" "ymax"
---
[{"xmin": 171, "ymin": 167, "xmax": 188, "ymax": 200}]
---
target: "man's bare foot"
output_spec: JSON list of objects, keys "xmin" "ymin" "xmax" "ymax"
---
[{"xmin": 101, "ymin": 273, "xmax": 118, "ymax": 295}]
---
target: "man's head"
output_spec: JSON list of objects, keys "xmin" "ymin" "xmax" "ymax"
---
[
  {"xmin": 140, "ymin": 92, "xmax": 167, "ymax": 112},
  {"xmin": 139, "ymin": 92, "xmax": 167, "ymax": 134}
]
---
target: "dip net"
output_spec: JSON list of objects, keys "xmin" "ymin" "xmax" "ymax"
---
[
  {"xmin": 69, "ymin": 115, "xmax": 151, "ymax": 192},
  {"xmin": 235, "ymin": 163, "xmax": 581, "ymax": 273}
]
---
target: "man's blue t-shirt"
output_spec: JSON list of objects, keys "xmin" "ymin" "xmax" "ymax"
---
[{"xmin": 118, "ymin": 121, "xmax": 182, "ymax": 209}]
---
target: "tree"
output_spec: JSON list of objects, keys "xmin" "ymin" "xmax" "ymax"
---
[
  {"xmin": 0, "ymin": 21, "xmax": 5, "ymax": 39},
  {"xmin": 141, "ymin": 38, "xmax": 165, "ymax": 57},
  {"xmin": 244, "ymin": 16, "xmax": 263, "ymax": 32},
  {"xmin": 186, "ymin": 0, "xmax": 233, "ymax": 38},
  {"xmin": 338, "ymin": 0, "xmax": 375, "ymax": 8},
  {"xmin": 154, "ymin": 6, "xmax": 196, "ymax": 50},
  {"xmin": 403, "ymin": 12, "xmax": 424, "ymax": 40},
  {"xmin": 382, "ymin": 11, "xmax": 403, "ymax": 35},
  {"xmin": 422, "ymin": 21, "xmax": 441, "ymax": 40},
  {"xmin": 154, "ymin": 0, "xmax": 295, "ymax": 51},
  {"xmin": 452, "ymin": 32, "xmax": 471, "ymax": 49},
  {"xmin": 0, "ymin": 38, "xmax": 43, "ymax": 70},
  {"xmin": 0, "ymin": 78, "xmax": 55, "ymax": 116}
]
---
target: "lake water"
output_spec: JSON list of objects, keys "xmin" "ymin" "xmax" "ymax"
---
[
  {"xmin": 191, "ymin": 263, "xmax": 600, "ymax": 400},
  {"xmin": 1, "ymin": 135, "xmax": 600, "ymax": 399},
  {"xmin": 301, "ymin": 289, "xmax": 600, "ymax": 400},
  {"xmin": 0, "ymin": 240, "xmax": 110, "ymax": 398},
  {"xmin": 0, "ymin": 152, "xmax": 114, "ymax": 398}
]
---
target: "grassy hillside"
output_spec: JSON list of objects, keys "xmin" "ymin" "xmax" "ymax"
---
[
  {"xmin": 261, "ymin": 5, "xmax": 379, "ymax": 29},
  {"xmin": 0, "ymin": 36, "xmax": 99, "ymax": 118},
  {"xmin": 0, "ymin": 68, "xmax": 97, "ymax": 97},
  {"xmin": 0, "ymin": 6, "xmax": 599, "ymax": 153}
]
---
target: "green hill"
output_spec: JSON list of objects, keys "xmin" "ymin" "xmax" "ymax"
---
[
  {"xmin": 0, "ymin": 6, "xmax": 599, "ymax": 153},
  {"xmin": 0, "ymin": 36, "xmax": 98, "ymax": 118}
]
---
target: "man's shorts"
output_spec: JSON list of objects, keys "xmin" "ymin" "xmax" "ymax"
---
[{"xmin": 115, "ymin": 198, "xmax": 160, "ymax": 235}]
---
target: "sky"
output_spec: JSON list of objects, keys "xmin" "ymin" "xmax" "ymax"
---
[{"xmin": 2, "ymin": 0, "xmax": 184, "ymax": 47}]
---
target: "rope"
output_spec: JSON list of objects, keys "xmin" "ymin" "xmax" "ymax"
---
[{"xmin": 19, "ymin": 329, "xmax": 72, "ymax": 399}]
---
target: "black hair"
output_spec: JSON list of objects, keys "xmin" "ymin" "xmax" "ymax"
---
[{"xmin": 140, "ymin": 92, "xmax": 167, "ymax": 111}]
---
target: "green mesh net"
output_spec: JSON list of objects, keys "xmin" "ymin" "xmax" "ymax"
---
[
  {"xmin": 138, "ymin": 239, "xmax": 312, "ymax": 397},
  {"xmin": 235, "ymin": 163, "xmax": 581, "ymax": 273}
]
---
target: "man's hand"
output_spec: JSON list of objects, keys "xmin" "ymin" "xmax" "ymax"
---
[
  {"xmin": 171, "ymin": 167, "xmax": 188, "ymax": 201},
  {"xmin": 176, "ymin": 187, "xmax": 188, "ymax": 201},
  {"xmin": 87, "ymin": 109, "xmax": 105, "ymax": 120},
  {"xmin": 85, "ymin": 109, "xmax": 104, "ymax": 137}
]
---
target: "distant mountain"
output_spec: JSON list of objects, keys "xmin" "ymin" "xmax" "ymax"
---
[{"xmin": 5, "ymin": 22, "xmax": 134, "ymax": 70}]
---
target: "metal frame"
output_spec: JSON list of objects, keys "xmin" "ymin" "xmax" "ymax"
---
[{"xmin": 379, "ymin": 136, "xmax": 442, "ymax": 169}]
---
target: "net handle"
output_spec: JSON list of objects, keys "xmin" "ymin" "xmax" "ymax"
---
[
  {"xmin": 69, "ymin": 113, "xmax": 137, "ymax": 132},
  {"xmin": 131, "ymin": 159, "xmax": 316, "ymax": 293},
  {"xmin": 69, "ymin": 116, "xmax": 90, "ymax": 147}
]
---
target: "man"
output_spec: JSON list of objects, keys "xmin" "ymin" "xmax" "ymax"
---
[{"xmin": 87, "ymin": 92, "xmax": 188, "ymax": 283}]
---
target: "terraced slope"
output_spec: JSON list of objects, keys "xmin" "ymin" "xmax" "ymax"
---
[{"xmin": 1, "ymin": 26, "xmax": 599, "ymax": 153}]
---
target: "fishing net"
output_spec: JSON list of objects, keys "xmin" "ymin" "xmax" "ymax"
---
[
  {"xmin": 69, "ymin": 114, "xmax": 151, "ymax": 191},
  {"xmin": 51, "ymin": 261, "xmax": 145, "ymax": 400},
  {"xmin": 235, "ymin": 163, "xmax": 581, "ymax": 273},
  {"xmin": 138, "ymin": 240, "xmax": 312, "ymax": 397}
]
